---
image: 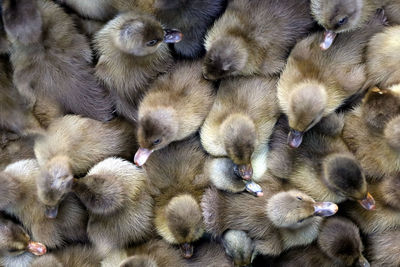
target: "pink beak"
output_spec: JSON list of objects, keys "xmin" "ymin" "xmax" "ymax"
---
[
  {"xmin": 27, "ymin": 241, "xmax": 47, "ymax": 256},
  {"xmin": 134, "ymin": 148, "xmax": 153, "ymax": 166},
  {"xmin": 320, "ymin": 30, "xmax": 337, "ymax": 50}
]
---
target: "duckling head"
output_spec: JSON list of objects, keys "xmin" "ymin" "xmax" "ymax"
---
[
  {"xmin": 159, "ymin": 194, "xmax": 204, "ymax": 259},
  {"xmin": 112, "ymin": 13, "xmax": 182, "ymax": 57},
  {"xmin": 384, "ymin": 115, "xmax": 400, "ymax": 152},
  {"xmin": 322, "ymin": 153, "xmax": 376, "ymax": 210},
  {"xmin": 267, "ymin": 190, "xmax": 338, "ymax": 229},
  {"xmin": 222, "ymin": 230, "xmax": 253, "ymax": 267},
  {"xmin": 220, "ymin": 114, "xmax": 256, "ymax": 180},
  {"xmin": 36, "ymin": 155, "xmax": 73, "ymax": 219},
  {"xmin": 120, "ymin": 255, "xmax": 157, "ymax": 267},
  {"xmin": 203, "ymin": 36, "xmax": 248, "ymax": 81},
  {"xmin": 287, "ymin": 82, "xmax": 328, "ymax": 148},
  {"xmin": 311, "ymin": 0, "xmax": 364, "ymax": 49},
  {"xmin": 135, "ymin": 108, "xmax": 179, "ymax": 166},
  {"xmin": 0, "ymin": 218, "xmax": 46, "ymax": 256}
]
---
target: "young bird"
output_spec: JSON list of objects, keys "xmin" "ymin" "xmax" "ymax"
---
[
  {"xmin": 2, "ymin": 0, "xmax": 114, "ymax": 122},
  {"xmin": 94, "ymin": 11, "xmax": 181, "ymax": 122},
  {"xmin": 203, "ymin": 0, "xmax": 314, "ymax": 80},
  {"xmin": 278, "ymin": 12, "xmax": 386, "ymax": 148},
  {"xmin": 135, "ymin": 61, "xmax": 215, "ymax": 166}
]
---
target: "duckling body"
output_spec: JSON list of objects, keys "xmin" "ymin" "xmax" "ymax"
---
[
  {"xmin": 0, "ymin": 134, "xmax": 35, "ymax": 171},
  {"xmin": 73, "ymin": 157, "xmax": 154, "ymax": 255},
  {"xmin": 203, "ymin": 0, "xmax": 314, "ymax": 80},
  {"xmin": 2, "ymin": 0, "xmax": 114, "ymax": 122},
  {"xmin": 366, "ymin": 229, "xmax": 400, "ymax": 266},
  {"xmin": 135, "ymin": 61, "xmax": 215, "ymax": 166}
]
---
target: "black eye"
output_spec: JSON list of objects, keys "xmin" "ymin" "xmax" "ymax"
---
[
  {"xmin": 298, "ymin": 218, "xmax": 305, "ymax": 223},
  {"xmin": 153, "ymin": 139, "xmax": 161, "ymax": 145},
  {"xmin": 146, "ymin": 39, "xmax": 159, "ymax": 47},
  {"xmin": 296, "ymin": 196, "xmax": 303, "ymax": 201},
  {"xmin": 337, "ymin": 17, "xmax": 348, "ymax": 27}
]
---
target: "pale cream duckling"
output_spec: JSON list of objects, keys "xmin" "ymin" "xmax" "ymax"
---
[
  {"xmin": 34, "ymin": 115, "xmax": 137, "ymax": 218},
  {"xmin": 134, "ymin": 61, "xmax": 215, "ymax": 166},
  {"xmin": 94, "ymin": 11, "xmax": 182, "ymax": 122},
  {"xmin": 278, "ymin": 12, "xmax": 386, "ymax": 148},
  {"xmin": 72, "ymin": 157, "xmax": 154, "ymax": 256},
  {"xmin": 200, "ymin": 76, "xmax": 279, "ymax": 181}
]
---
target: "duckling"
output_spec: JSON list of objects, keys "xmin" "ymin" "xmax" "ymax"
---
[
  {"xmin": 200, "ymin": 76, "xmax": 279, "ymax": 181},
  {"xmin": 222, "ymin": 230, "xmax": 254, "ymax": 267},
  {"xmin": 270, "ymin": 216, "xmax": 369, "ymax": 267},
  {"xmin": 135, "ymin": 61, "xmax": 215, "ymax": 166},
  {"xmin": 2, "ymin": 0, "xmax": 114, "ymax": 122},
  {"xmin": 201, "ymin": 182, "xmax": 338, "ymax": 257},
  {"xmin": 154, "ymin": 0, "xmax": 226, "ymax": 59},
  {"xmin": 34, "ymin": 115, "xmax": 137, "ymax": 217},
  {"xmin": 72, "ymin": 157, "xmax": 154, "ymax": 256},
  {"xmin": 366, "ymin": 229, "xmax": 400, "ymax": 266},
  {"xmin": 145, "ymin": 138, "xmax": 208, "ymax": 259},
  {"xmin": 0, "ymin": 159, "xmax": 88, "ymax": 249},
  {"xmin": 94, "ymin": 11, "xmax": 181, "ymax": 122},
  {"xmin": 0, "ymin": 214, "xmax": 47, "ymax": 267},
  {"xmin": 366, "ymin": 25, "xmax": 400, "ymax": 88},
  {"xmin": 202, "ymin": 0, "xmax": 314, "ymax": 80},
  {"xmin": 278, "ymin": 12, "xmax": 386, "ymax": 148},
  {"xmin": 342, "ymin": 86, "xmax": 400, "ymax": 181},
  {"xmin": 31, "ymin": 245, "xmax": 102, "ymax": 267}
]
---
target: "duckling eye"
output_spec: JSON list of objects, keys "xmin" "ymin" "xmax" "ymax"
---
[
  {"xmin": 146, "ymin": 39, "xmax": 159, "ymax": 47},
  {"xmin": 297, "ymin": 218, "xmax": 305, "ymax": 223},
  {"xmin": 296, "ymin": 196, "xmax": 303, "ymax": 201},
  {"xmin": 337, "ymin": 17, "xmax": 348, "ymax": 27},
  {"xmin": 153, "ymin": 139, "xmax": 161, "ymax": 145}
]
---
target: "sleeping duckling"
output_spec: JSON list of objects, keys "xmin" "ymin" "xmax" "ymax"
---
[
  {"xmin": 0, "ymin": 214, "xmax": 47, "ymax": 267},
  {"xmin": 202, "ymin": 0, "xmax": 314, "ymax": 80},
  {"xmin": 134, "ymin": 61, "xmax": 215, "ymax": 166},
  {"xmin": 200, "ymin": 76, "xmax": 279, "ymax": 181},
  {"xmin": 366, "ymin": 229, "xmax": 400, "ymax": 266},
  {"xmin": 278, "ymin": 12, "xmax": 386, "ymax": 148},
  {"xmin": 0, "ymin": 159, "xmax": 88, "ymax": 249},
  {"xmin": 222, "ymin": 230, "xmax": 254, "ymax": 267},
  {"xmin": 94, "ymin": 11, "xmax": 181, "ymax": 122},
  {"xmin": 145, "ymin": 138, "xmax": 208, "ymax": 259},
  {"xmin": 34, "ymin": 115, "xmax": 137, "ymax": 218},
  {"xmin": 342, "ymin": 86, "xmax": 400, "ymax": 181},
  {"xmin": 2, "ymin": 0, "xmax": 114, "ymax": 122},
  {"xmin": 73, "ymin": 157, "xmax": 154, "ymax": 256}
]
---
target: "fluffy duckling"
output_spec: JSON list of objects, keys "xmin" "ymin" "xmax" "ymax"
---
[
  {"xmin": 135, "ymin": 61, "xmax": 215, "ymax": 166},
  {"xmin": 0, "ymin": 214, "xmax": 47, "ymax": 267},
  {"xmin": 270, "ymin": 217, "xmax": 369, "ymax": 267},
  {"xmin": 366, "ymin": 229, "xmax": 400, "ymax": 266},
  {"xmin": 201, "ymin": 181, "xmax": 338, "ymax": 257},
  {"xmin": 154, "ymin": 0, "xmax": 226, "ymax": 59},
  {"xmin": 94, "ymin": 11, "xmax": 181, "ymax": 122},
  {"xmin": 145, "ymin": 138, "xmax": 208, "ymax": 259},
  {"xmin": 366, "ymin": 25, "xmax": 400, "ymax": 88},
  {"xmin": 34, "ymin": 115, "xmax": 137, "ymax": 218},
  {"xmin": 2, "ymin": 0, "xmax": 114, "ymax": 122},
  {"xmin": 0, "ymin": 159, "xmax": 88, "ymax": 249},
  {"xmin": 73, "ymin": 157, "xmax": 154, "ymax": 256},
  {"xmin": 200, "ymin": 76, "xmax": 279, "ymax": 181},
  {"xmin": 222, "ymin": 230, "xmax": 254, "ymax": 267},
  {"xmin": 278, "ymin": 13, "xmax": 386, "ymax": 148},
  {"xmin": 342, "ymin": 86, "xmax": 400, "ymax": 181},
  {"xmin": 202, "ymin": 0, "xmax": 314, "ymax": 80},
  {"xmin": 31, "ymin": 245, "xmax": 102, "ymax": 267}
]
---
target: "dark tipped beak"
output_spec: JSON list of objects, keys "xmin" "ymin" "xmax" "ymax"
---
[
  {"xmin": 27, "ymin": 241, "xmax": 47, "ymax": 256},
  {"xmin": 163, "ymin": 29, "xmax": 183, "ymax": 43},
  {"xmin": 245, "ymin": 180, "xmax": 264, "ymax": 197},
  {"xmin": 287, "ymin": 129, "xmax": 303, "ymax": 148},
  {"xmin": 237, "ymin": 164, "xmax": 253, "ymax": 180},
  {"xmin": 320, "ymin": 30, "xmax": 337, "ymax": 50},
  {"xmin": 45, "ymin": 205, "xmax": 59, "ymax": 219},
  {"xmin": 180, "ymin": 243, "xmax": 194, "ymax": 259},
  {"xmin": 134, "ymin": 148, "xmax": 153, "ymax": 167},
  {"xmin": 355, "ymin": 255, "xmax": 370, "ymax": 267},
  {"xmin": 313, "ymin": 202, "xmax": 338, "ymax": 217},
  {"xmin": 358, "ymin": 192, "xmax": 376, "ymax": 210}
]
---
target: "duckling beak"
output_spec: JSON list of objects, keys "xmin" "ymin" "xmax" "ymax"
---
[
  {"xmin": 27, "ymin": 241, "xmax": 47, "ymax": 256},
  {"xmin": 245, "ymin": 180, "xmax": 264, "ymax": 197},
  {"xmin": 358, "ymin": 192, "xmax": 376, "ymax": 210},
  {"xmin": 134, "ymin": 148, "xmax": 153, "ymax": 167},
  {"xmin": 313, "ymin": 202, "xmax": 338, "ymax": 217},
  {"xmin": 180, "ymin": 243, "xmax": 194, "ymax": 259},
  {"xmin": 320, "ymin": 30, "xmax": 337, "ymax": 50},
  {"xmin": 163, "ymin": 29, "xmax": 183, "ymax": 43},
  {"xmin": 355, "ymin": 255, "xmax": 370, "ymax": 267},
  {"xmin": 237, "ymin": 164, "xmax": 253, "ymax": 180},
  {"xmin": 287, "ymin": 129, "xmax": 303, "ymax": 148},
  {"xmin": 45, "ymin": 205, "xmax": 59, "ymax": 219}
]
